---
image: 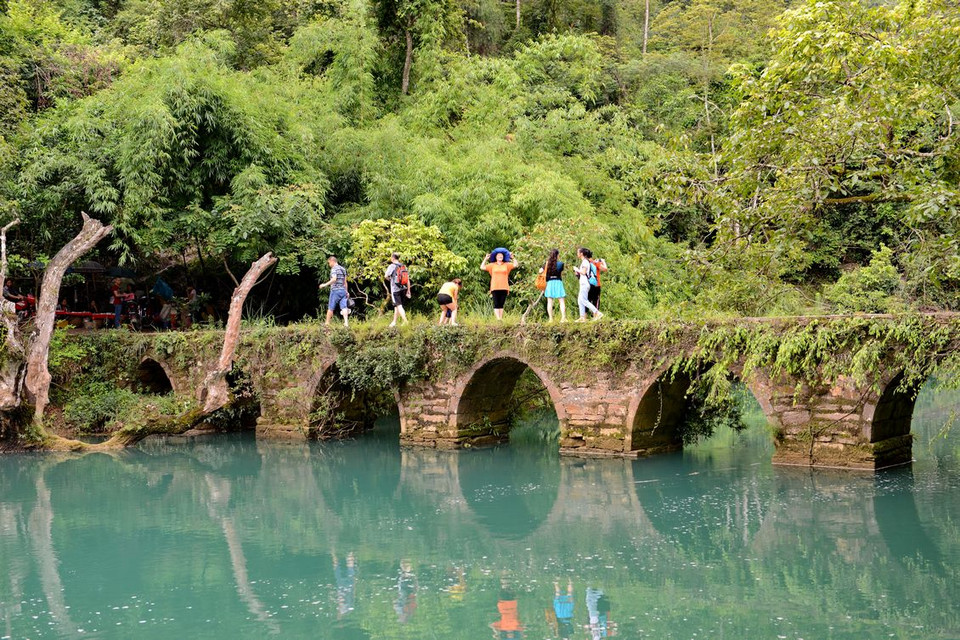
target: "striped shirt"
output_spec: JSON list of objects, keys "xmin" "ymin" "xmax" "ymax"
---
[{"xmin": 330, "ymin": 265, "xmax": 347, "ymax": 290}]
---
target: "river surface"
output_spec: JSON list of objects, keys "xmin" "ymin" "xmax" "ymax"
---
[{"xmin": 1, "ymin": 387, "xmax": 959, "ymax": 639}]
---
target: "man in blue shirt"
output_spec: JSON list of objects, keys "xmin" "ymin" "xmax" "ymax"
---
[{"xmin": 318, "ymin": 255, "xmax": 350, "ymax": 326}]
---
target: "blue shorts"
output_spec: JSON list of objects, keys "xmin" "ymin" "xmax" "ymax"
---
[{"xmin": 328, "ymin": 288, "xmax": 349, "ymax": 311}]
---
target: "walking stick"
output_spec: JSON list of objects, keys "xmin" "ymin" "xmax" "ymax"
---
[{"xmin": 520, "ymin": 291, "xmax": 544, "ymax": 325}]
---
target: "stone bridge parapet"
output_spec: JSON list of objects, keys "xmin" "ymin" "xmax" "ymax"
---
[{"xmin": 111, "ymin": 316, "xmax": 960, "ymax": 470}]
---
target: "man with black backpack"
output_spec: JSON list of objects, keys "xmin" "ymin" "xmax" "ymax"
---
[{"xmin": 385, "ymin": 253, "xmax": 411, "ymax": 327}]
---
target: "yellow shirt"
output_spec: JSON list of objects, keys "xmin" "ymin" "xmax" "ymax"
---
[
  {"xmin": 483, "ymin": 262, "xmax": 514, "ymax": 291},
  {"xmin": 439, "ymin": 281, "xmax": 459, "ymax": 297}
]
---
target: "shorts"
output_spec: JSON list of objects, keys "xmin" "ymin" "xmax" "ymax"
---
[
  {"xmin": 392, "ymin": 291, "xmax": 409, "ymax": 307},
  {"xmin": 328, "ymin": 288, "xmax": 349, "ymax": 311},
  {"xmin": 490, "ymin": 289, "xmax": 508, "ymax": 310},
  {"xmin": 587, "ymin": 285, "xmax": 601, "ymax": 308},
  {"xmin": 437, "ymin": 293, "xmax": 453, "ymax": 305},
  {"xmin": 545, "ymin": 279, "xmax": 565, "ymax": 299}
]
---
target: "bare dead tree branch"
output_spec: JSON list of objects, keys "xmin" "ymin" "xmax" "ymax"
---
[
  {"xmin": 201, "ymin": 252, "xmax": 277, "ymax": 414},
  {"xmin": 222, "ymin": 257, "xmax": 240, "ymax": 288},
  {"xmin": 25, "ymin": 213, "xmax": 113, "ymax": 423}
]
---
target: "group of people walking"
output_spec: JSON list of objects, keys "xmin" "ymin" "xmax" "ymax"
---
[
  {"xmin": 318, "ymin": 247, "xmax": 608, "ymax": 327},
  {"xmin": 538, "ymin": 247, "xmax": 606, "ymax": 323}
]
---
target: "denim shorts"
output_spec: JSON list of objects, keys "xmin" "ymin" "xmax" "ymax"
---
[{"xmin": 328, "ymin": 288, "xmax": 349, "ymax": 311}]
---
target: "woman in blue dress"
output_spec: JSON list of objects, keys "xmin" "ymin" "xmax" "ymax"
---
[{"xmin": 540, "ymin": 248, "xmax": 567, "ymax": 322}]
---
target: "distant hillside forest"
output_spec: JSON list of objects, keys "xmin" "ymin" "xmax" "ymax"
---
[{"xmin": 1, "ymin": 0, "xmax": 958, "ymax": 320}]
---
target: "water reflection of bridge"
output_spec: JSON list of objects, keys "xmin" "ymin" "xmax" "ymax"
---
[{"xmin": 1, "ymin": 438, "xmax": 956, "ymax": 637}]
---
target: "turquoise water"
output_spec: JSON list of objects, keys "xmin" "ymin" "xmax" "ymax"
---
[{"xmin": 1, "ymin": 388, "xmax": 959, "ymax": 639}]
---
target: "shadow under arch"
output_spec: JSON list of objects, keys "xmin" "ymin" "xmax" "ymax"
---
[
  {"xmin": 313, "ymin": 434, "xmax": 405, "ymax": 532},
  {"xmin": 628, "ymin": 365, "xmax": 773, "ymax": 455},
  {"xmin": 308, "ymin": 363, "xmax": 398, "ymax": 440},
  {"xmin": 452, "ymin": 354, "xmax": 565, "ymax": 445},
  {"xmin": 456, "ymin": 446, "xmax": 561, "ymax": 540},
  {"xmin": 864, "ymin": 371, "xmax": 922, "ymax": 443},
  {"xmin": 135, "ymin": 357, "xmax": 174, "ymax": 395}
]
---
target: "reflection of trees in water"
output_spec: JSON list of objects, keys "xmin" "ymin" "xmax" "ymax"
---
[
  {"xmin": 632, "ymin": 453, "xmax": 772, "ymax": 559},
  {"xmin": 743, "ymin": 467, "xmax": 960, "ymax": 634},
  {"xmin": 203, "ymin": 473, "xmax": 281, "ymax": 635},
  {"xmin": 911, "ymin": 381, "xmax": 960, "ymax": 464},
  {"xmin": 138, "ymin": 432, "xmax": 263, "ymax": 478},
  {"xmin": 2, "ymin": 426, "xmax": 959, "ymax": 639}
]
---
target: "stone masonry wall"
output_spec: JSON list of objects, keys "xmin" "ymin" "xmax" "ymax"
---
[{"xmin": 122, "ymin": 320, "xmax": 943, "ymax": 470}]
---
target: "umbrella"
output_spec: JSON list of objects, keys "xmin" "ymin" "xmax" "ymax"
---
[
  {"xmin": 70, "ymin": 260, "xmax": 106, "ymax": 273},
  {"xmin": 107, "ymin": 266, "xmax": 137, "ymax": 278}
]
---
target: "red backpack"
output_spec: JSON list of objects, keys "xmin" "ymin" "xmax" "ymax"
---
[{"xmin": 395, "ymin": 264, "xmax": 410, "ymax": 287}]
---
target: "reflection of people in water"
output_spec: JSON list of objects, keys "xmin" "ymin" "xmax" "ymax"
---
[
  {"xmin": 448, "ymin": 564, "xmax": 467, "ymax": 601},
  {"xmin": 491, "ymin": 580, "xmax": 524, "ymax": 638},
  {"xmin": 585, "ymin": 587, "xmax": 614, "ymax": 638},
  {"xmin": 333, "ymin": 552, "xmax": 357, "ymax": 618},
  {"xmin": 394, "ymin": 559, "xmax": 418, "ymax": 624},
  {"xmin": 552, "ymin": 579, "xmax": 575, "ymax": 639}
]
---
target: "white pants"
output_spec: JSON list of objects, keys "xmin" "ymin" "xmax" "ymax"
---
[{"xmin": 578, "ymin": 280, "xmax": 598, "ymax": 317}]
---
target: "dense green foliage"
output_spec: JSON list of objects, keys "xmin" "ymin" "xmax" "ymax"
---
[{"xmin": 2, "ymin": 0, "xmax": 959, "ymax": 319}]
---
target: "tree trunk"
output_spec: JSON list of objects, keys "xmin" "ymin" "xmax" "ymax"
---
[
  {"xmin": 520, "ymin": 291, "xmax": 544, "ymax": 325},
  {"xmin": 200, "ymin": 252, "xmax": 277, "ymax": 414},
  {"xmin": 516, "ymin": 0, "xmax": 521, "ymax": 29},
  {"xmin": 704, "ymin": 14, "xmax": 717, "ymax": 177},
  {"xmin": 643, "ymin": 0, "xmax": 650, "ymax": 54},
  {"xmin": 402, "ymin": 25, "xmax": 413, "ymax": 95},
  {"xmin": 24, "ymin": 213, "xmax": 112, "ymax": 423},
  {"xmin": 70, "ymin": 252, "xmax": 279, "ymax": 450},
  {"xmin": 0, "ymin": 219, "xmax": 24, "ymax": 410},
  {"xmin": 28, "ymin": 475, "xmax": 79, "ymax": 639}
]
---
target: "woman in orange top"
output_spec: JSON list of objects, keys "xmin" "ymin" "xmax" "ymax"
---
[
  {"xmin": 481, "ymin": 250, "xmax": 518, "ymax": 320},
  {"xmin": 490, "ymin": 585, "xmax": 524, "ymax": 638}
]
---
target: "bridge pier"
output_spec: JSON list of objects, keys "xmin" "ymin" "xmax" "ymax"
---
[
  {"xmin": 255, "ymin": 384, "xmax": 312, "ymax": 439},
  {"xmin": 397, "ymin": 355, "xmax": 636, "ymax": 454},
  {"xmin": 769, "ymin": 374, "xmax": 914, "ymax": 470}
]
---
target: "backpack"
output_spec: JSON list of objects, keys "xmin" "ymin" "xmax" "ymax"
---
[
  {"xmin": 395, "ymin": 263, "xmax": 409, "ymax": 287},
  {"xmin": 589, "ymin": 259, "xmax": 602, "ymax": 287}
]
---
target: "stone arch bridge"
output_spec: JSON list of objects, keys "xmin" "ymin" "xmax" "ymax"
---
[{"xmin": 121, "ymin": 316, "xmax": 959, "ymax": 470}]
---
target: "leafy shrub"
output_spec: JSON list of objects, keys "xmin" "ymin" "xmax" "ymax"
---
[
  {"xmin": 63, "ymin": 382, "xmax": 139, "ymax": 433},
  {"xmin": 48, "ymin": 328, "xmax": 93, "ymax": 381},
  {"xmin": 823, "ymin": 246, "xmax": 903, "ymax": 314},
  {"xmin": 677, "ymin": 383, "xmax": 746, "ymax": 445}
]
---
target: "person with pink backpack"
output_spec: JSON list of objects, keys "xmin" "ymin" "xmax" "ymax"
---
[{"xmin": 385, "ymin": 252, "xmax": 411, "ymax": 327}]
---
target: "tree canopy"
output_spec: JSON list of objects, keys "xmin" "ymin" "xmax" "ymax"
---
[{"xmin": 1, "ymin": 0, "xmax": 958, "ymax": 320}]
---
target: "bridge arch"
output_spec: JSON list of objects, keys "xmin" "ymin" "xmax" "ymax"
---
[
  {"xmin": 627, "ymin": 365, "xmax": 774, "ymax": 454},
  {"xmin": 450, "ymin": 354, "xmax": 566, "ymax": 444},
  {"xmin": 135, "ymin": 357, "xmax": 175, "ymax": 395},
  {"xmin": 307, "ymin": 361, "xmax": 398, "ymax": 439}
]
